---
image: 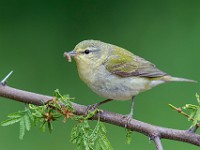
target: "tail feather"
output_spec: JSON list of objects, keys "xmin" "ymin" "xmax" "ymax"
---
[{"xmin": 162, "ymin": 76, "xmax": 197, "ymax": 83}]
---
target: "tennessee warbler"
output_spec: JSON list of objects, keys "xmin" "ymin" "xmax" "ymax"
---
[{"xmin": 64, "ymin": 40, "xmax": 195, "ymax": 118}]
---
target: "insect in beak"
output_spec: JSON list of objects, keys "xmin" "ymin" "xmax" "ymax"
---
[{"xmin": 64, "ymin": 50, "xmax": 77, "ymax": 62}]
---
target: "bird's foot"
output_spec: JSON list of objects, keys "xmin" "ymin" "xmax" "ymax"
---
[
  {"xmin": 86, "ymin": 99, "xmax": 113, "ymax": 115},
  {"xmin": 122, "ymin": 113, "xmax": 133, "ymax": 128},
  {"xmin": 87, "ymin": 103, "xmax": 99, "ymax": 112},
  {"xmin": 85, "ymin": 99, "xmax": 113, "ymax": 118},
  {"xmin": 85, "ymin": 103, "xmax": 102, "ymax": 119},
  {"xmin": 86, "ymin": 103, "xmax": 100, "ymax": 116}
]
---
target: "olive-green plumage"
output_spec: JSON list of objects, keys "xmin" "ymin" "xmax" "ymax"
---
[
  {"xmin": 105, "ymin": 46, "xmax": 167, "ymax": 78},
  {"xmin": 65, "ymin": 40, "xmax": 195, "ymax": 116}
]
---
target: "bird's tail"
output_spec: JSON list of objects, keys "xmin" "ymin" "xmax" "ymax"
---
[{"xmin": 161, "ymin": 76, "xmax": 197, "ymax": 83}]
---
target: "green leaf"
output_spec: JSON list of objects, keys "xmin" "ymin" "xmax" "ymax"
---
[
  {"xmin": 24, "ymin": 114, "xmax": 31, "ymax": 131},
  {"xmin": 183, "ymin": 104, "xmax": 199, "ymax": 110},
  {"xmin": 40, "ymin": 121, "xmax": 46, "ymax": 132},
  {"xmin": 8, "ymin": 112, "xmax": 24, "ymax": 118},
  {"xmin": 33, "ymin": 117, "xmax": 39, "ymax": 126},
  {"xmin": 188, "ymin": 110, "xmax": 196, "ymax": 121},
  {"xmin": 54, "ymin": 89, "xmax": 74, "ymax": 111},
  {"xmin": 32, "ymin": 112, "xmax": 43, "ymax": 118},
  {"xmin": 26, "ymin": 107, "xmax": 34, "ymax": 121},
  {"xmin": 71, "ymin": 119, "xmax": 112, "ymax": 150},
  {"xmin": 192, "ymin": 107, "xmax": 200, "ymax": 126},
  {"xmin": 96, "ymin": 134, "xmax": 113, "ymax": 150},
  {"xmin": 48, "ymin": 122, "xmax": 53, "ymax": 133},
  {"xmin": 195, "ymin": 108, "xmax": 200, "ymax": 121},
  {"xmin": 19, "ymin": 119, "xmax": 25, "ymax": 140},
  {"xmin": 89, "ymin": 122, "xmax": 99, "ymax": 143},
  {"xmin": 1, "ymin": 107, "xmax": 34, "ymax": 140},
  {"xmin": 99, "ymin": 122, "xmax": 106, "ymax": 133},
  {"xmin": 125, "ymin": 129, "xmax": 132, "ymax": 144},
  {"xmin": 54, "ymin": 89, "xmax": 62, "ymax": 98},
  {"xmin": 1, "ymin": 118, "xmax": 22, "ymax": 126},
  {"xmin": 53, "ymin": 113, "xmax": 62, "ymax": 118},
  {"xmin": 29, "ymin": 104, "xmax": 38, "ymax": 110},
  {"xmin": 71, "ymin": 121, "xmax": 93, "ymax": 150},
  {"xmin": 196, "ymin": 93, "xmax": 200, "ymax": 105},
  {"xmin": 71, "ymin": 125, "xmax": 78, "ymax": 144}
]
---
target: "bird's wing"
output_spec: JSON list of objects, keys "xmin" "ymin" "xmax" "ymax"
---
[{"xmin": 105, "ymin": 48, "xmax": 167, "ymax": 78}]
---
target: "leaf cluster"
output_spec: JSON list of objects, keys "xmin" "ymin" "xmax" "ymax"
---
[
  {"xmin": 1, "ymin": 89, "xmax": 113, "ymax": 150},
  {"xmin": 183, "ymin": 93, "xmax": 200, "ymax": 127},
  {"xmin": 71, "ymin": 117, "xmax": 112, "ymax": 150},
  {"xmin": 169, "ymin": 93, "xmax": 200, "ymax": 127},
  {"xmin": 1, "ymin": 107, "xmax": 33, "ymax": 140}
]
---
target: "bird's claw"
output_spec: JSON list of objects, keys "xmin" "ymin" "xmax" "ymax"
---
[
  {"xmin": 84, "ymin": 104, "xmax": 103, "ymax": 119},
  {"xmin": 86, "ymin": 103, "xmax": 99, "ymax": 113},
  {"xmin": 122, "ymin": 113, "xmax": 133, "ymax": 128},
  {"xmin": 87, "ymin": 104, "xmax": 98, "ymax": 111}
]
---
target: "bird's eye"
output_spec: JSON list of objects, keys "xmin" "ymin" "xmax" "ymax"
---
[{"xmin": 84, "ymin": 49, "xmax": 90, "ymax": 54}]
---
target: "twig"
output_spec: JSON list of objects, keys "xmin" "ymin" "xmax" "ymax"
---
[
  {"xmin": 169, "ymin": 104, "xmax": 200, "ymax": 127},
  {"xmin": 0, "ymin": 85, "xmax": 200, "ymax": 147},
  {"xmin": 153, "ymin": 136, "xmax": 163, "ymax": 150}
]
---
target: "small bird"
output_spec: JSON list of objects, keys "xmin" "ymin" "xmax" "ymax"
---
[{"xmin": 64, "ymin": 40, "xmax": 195, "ymax": 118}]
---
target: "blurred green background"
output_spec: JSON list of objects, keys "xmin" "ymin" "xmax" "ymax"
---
[{"xmin": 0, "ymin": 0, "xmax": 200, "ymax": 149}]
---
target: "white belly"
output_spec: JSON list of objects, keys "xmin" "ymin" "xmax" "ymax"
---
[
  {"xmin": 78, "ymin": 65, "xmax": 152, "ymax": 100},
  {"xmin": 91, "ymin": 75, "xmax": 150, "ymax": 100}
]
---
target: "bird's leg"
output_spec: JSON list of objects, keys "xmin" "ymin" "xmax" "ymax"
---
[
  {"xmin": 87, "ymin": 99, "xmax": 113, "ymax": 111},
  {"xmin": 123, "ymin": 96, "xmax": 135, "ymax": 128},
  {"xmin": 129, "ymin": 96, "xmax": 135, "ymax": 118}
]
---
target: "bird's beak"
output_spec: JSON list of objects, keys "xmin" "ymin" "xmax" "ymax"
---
[
  {"xmin": 64, "ymin": 50, "xmax": 77, "ymax": 62},
  {"xmin": 64, "ymin": 50, "xmax": 77, "ymax": 57}
]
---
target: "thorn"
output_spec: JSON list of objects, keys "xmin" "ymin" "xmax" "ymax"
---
[{"xmin": 1, "ymin": 71, "xmax": 13, "ymax": 85}]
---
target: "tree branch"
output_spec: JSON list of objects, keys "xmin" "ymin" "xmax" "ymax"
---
[
  {"xmin": 0, "ymin": 84, "xmax": 200, "ymax": 147},
  {"xmin": 152, "ymin": 136, "xmax": 163, "ymax": 150}
]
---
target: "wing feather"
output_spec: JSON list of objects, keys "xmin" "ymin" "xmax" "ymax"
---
[{"xmin": 105, "ymin": 47, "xmax": 167, "ymax": 78}]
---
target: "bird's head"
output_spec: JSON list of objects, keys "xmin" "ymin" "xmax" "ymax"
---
[{"xmin": 64, "ymin": 40, "xmax": 110, "ymax": 66}]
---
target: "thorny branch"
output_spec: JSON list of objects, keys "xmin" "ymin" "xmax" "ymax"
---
[{"xmin": 0, "ymin": 84, "xmax": 200, "ymax": 149}]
